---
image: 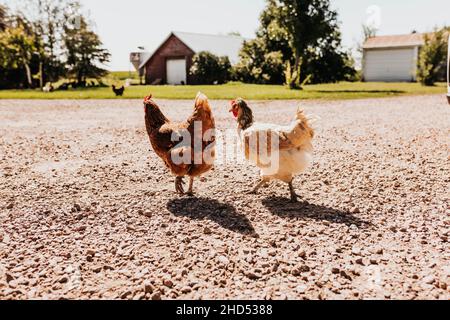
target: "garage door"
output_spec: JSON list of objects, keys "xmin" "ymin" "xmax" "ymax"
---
[
  {"xmin": 166, "ymin": 59, "xmax": 187, "ymax": 85},
  {"xmin": 364, "ymin": 48, "xmax": 416, "ymax": 82}
]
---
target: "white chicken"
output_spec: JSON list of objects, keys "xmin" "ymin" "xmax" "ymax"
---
[{"xmin": 229, "ymin": 99, "xmax": 315, "ymax": 202}]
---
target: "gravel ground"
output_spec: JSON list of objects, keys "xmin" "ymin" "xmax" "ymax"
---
[{"xmin": 0, "ymin": 95, "xmax": 449, "ymax": 300}]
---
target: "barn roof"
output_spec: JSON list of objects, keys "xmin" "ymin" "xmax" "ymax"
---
[
  {"xmin": 174, "ymin": 32, "xmax": 246, "ymax": 64},
  {"xmin": 139, "ymin": 31, "xmax": 247, "ymax": 69},
  {"xmin": 363, "ymin": 33, "xmax": 425, "ymax": 49}
]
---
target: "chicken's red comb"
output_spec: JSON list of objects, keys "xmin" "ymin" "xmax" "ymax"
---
[
  {"xmin": 230, "ymin": 99, "xmax": 236, "ymax": 106},
  {"xmin": 143, "ymin": 95, "xmax": 153, "ymax": 104}
]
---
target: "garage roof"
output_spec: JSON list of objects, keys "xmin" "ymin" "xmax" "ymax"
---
[
  {"xmin": 139, "ymin": 31, "xmax": 248, "ymax": 69},
  {"xmin": 363, "ymin": 33, "xmax": 425, "ymax": 49}
]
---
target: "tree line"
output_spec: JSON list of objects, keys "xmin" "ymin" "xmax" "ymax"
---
[
  {"xmin": 190, "ymin": 0, "xmax": 449, "ymax": 89},
  {"xmin": 1, "ymin": 0, "xmax": 448, "ymax": 90},
  {"xmin": 0, "ymin": 0, "xmax": 110, "ymax": 89},
  {"xmin": 191, "ymin": 0, "xmax": 357, "ymax": 89}
]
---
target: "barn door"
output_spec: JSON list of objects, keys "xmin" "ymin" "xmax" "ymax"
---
[{"xmin": 166, "ymin": 59, "xmax": 187, "ymax": 85}]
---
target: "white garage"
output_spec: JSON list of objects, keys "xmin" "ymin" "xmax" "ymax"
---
[{"xmin": 363, "ymin": 34, "xmax": 424, "ymax": 82}]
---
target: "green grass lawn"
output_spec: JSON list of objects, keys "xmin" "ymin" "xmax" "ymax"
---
[
  {"xmin": 108, "ymin": 71, "xmax": 139, "ymax": 81},
  {"xmin": 0, "ymin": 82, "xmax": 446, "ymax": 100}
]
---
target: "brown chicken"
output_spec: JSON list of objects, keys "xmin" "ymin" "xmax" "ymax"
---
[{"xmin": 144, "ymin": 93, "xmax": 216, "ymax": 195}]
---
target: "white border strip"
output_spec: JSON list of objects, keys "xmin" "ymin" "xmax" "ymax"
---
[{"xmin": 447, "ymin": 35, "xmax": 450, "ymax": 95}]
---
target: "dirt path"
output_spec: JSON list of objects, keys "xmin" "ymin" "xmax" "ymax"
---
[{"xmin": 0, "ymin": 95, "xmax": 449, "ymax": 300}]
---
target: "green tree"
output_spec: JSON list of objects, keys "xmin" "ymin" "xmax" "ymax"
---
[
  {"xmin": 10, "ymin": 0, "xmax": 84, "ymax": 84},
  {"xmin": 305, "ymin": 29, "xmax": 357, "ymax": 83},
  {"xmin": 265, "ymin": 0, "xmax": 339, "ymax": 88},
  {"xmin": 0, "ymin": 5, "xmax": 8, "ymax": 31},
  {"xmin": 0, "ymin": 26, "xmax": 38, "ymax": 88},
  {"xmin": 2, "ymin": 0, "xmax": 77, "ymax": 87},
  {"xmin": 233, "ymin": 38, "xmax": 284, "ymax": 84},
  {"xmin": 0, "ymin": 6, "xmax": 39, "ymax": 88},
  {"xmin": 190, "ymin": 51, "xmax": 231, "ymax": 84},
  {"xmin": 258, "ymin": 1, "xmax": 293, "ymax": 62},
  {"xmin": 27, "ymin": 0, "xmax": 71, "ymax": 83},
  {"xmin": 417, "ymin": 27, "xmax": 449, "ymax": 86},
  {"xmin": 0, "ymin": 0, "xmax": 106, "ymax": 89},
  {"xmin": 63, "ymin": 16, "xmax": 110, "ymax": 85},
  {"xmin": 242, "ymin": 0, "xmax": 355, "ymax": 88}
]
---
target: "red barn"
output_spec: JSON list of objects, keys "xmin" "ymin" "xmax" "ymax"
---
[{"xmin": 130, "ymin": 32, "xmax": 246, "ymax": 85}]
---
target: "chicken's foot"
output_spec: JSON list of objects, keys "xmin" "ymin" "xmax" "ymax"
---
[
  {"xmin": 175, "ymin": 177, "xmax": 185, "ymax": 194},
  {"xmin": 249, "ymin": 178, "xmax": 269, "ymax": 195},
  {"xmin": 288, "ymin": 180, "xmax": 301, "ymax": 202},
  {"xmin": 186, "ymin": 177, "xmax": 195, "ymax": 197}
]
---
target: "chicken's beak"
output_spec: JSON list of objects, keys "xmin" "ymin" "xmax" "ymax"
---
[
  {"xmin": 229, "ymin": 100, "xmax": 236, "ymax": 113},
  {"xmin": 229, "ymin": 106, "xmax": 239, "ymax": 118}
]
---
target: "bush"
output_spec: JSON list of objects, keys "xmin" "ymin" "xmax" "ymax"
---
[
  {"xmin": 232, "ymin": 39, "xmax": 285, "ymax": 84},
  {"xmin": 190, "ymin": 51, "xmax": 231, "ymax": 85},
  {"xmin": 417, "ymin": 27, "xmax": 449, "ymax": 86}
]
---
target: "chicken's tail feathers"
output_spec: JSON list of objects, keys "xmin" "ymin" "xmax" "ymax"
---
[
  {"xmin": 295, "ymin": 107, "xmax": 305, "ymax": 120},
  {"xmin": 195, "ymin": 92, "xmax": 211, "ymax": 110},
  {"xmin": 295, "ymin": 107, "xmax": 320, "ymax": 126},
  {"xmin": 293, "ymin": 107, "xmax": 319, "ymax": 141}
]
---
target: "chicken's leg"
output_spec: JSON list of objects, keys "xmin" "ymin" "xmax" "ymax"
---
[
  {"xmin": 175, "ymin": 177, "xmax": 185, "ymax": 194},
  {"xmin": 186, "ymin": 177, "xmax": 195, "ymax": 197},
  {"xmin": 288, "ymin": 179, "xmax": 301, "ymax": 202},
  {"xmin": 249, "ymin": 177, "xmax": 269, "ymax": 194}
]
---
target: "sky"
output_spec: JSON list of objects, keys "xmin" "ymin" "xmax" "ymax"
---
[{"xmin": 3, "ymin": 0, "xmax": 450, "ymax": 70}]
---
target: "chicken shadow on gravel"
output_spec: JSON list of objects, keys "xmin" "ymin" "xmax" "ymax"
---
[
  {"xmin": 262, "ymin": 197, "xmax": 369, "ymax": 228},
  {"xmin": 167, "ymin": 198, "xmax": 257, "ymax": 236}
]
